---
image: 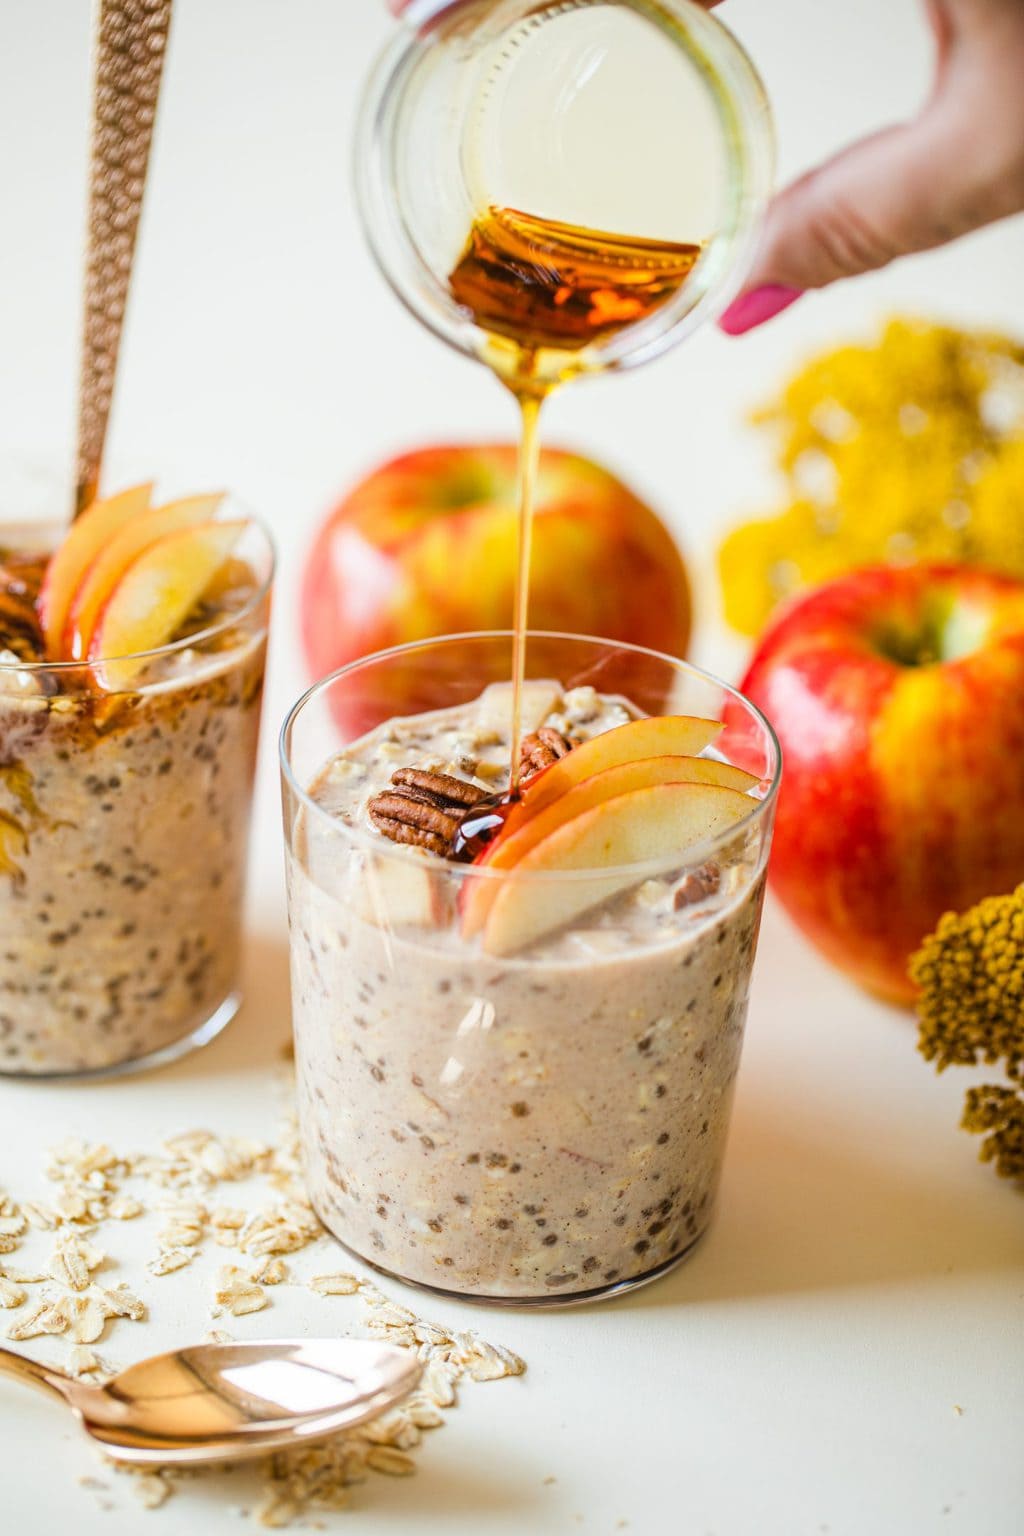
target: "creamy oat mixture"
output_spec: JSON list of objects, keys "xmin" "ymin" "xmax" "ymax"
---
[
  {"xmin": 288, "ymin": 683, "xmax": 769, "ymax": 1302},
  {"xmin": 0, "ymin": 549, "xmax": 267, "ymax": 1075}
]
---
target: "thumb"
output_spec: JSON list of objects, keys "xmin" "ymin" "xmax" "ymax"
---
[{"xmin": 719, "ymin": 95, "xmax": 981, "ymax": 333}]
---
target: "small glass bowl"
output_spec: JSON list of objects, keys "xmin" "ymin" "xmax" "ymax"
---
[{"xmin": 356, "ymin": 0, "xmax": 774, "ymax": 381}]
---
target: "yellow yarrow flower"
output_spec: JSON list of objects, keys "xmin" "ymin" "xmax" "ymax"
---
[
  {"xmin": 909, "ymin": 884, "xmax": 1024, "ymax": 1184},
  {"xmin": 720, "ymin": 319, "xmax": 1024, "ymax": 635}
]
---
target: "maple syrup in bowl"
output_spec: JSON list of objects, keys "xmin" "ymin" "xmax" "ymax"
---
[{"xmin": 356, "ymin": 0, "xmax": 774, "ymax": 386}]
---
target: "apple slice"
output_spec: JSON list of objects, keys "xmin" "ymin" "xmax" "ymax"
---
[
  {"xmin": 462, "ymin": 754, "xmax": 759, "ymax": 937},
  {"xmin": 65, "ymin": 493, "xmax": 224, "ymax": 661},
  {"xmin": 88, "ymin": 520, "xmax": 246, "ymax": 683},
  {"xmin": 38, "ymin": 482, "xmax": 153, "ymax": 657},
  {"xmin": 482, "ymin": 782, "xmax": 752, "ymax": 957},
  {"xmin": 514, "ymin": 714, "xmax": 724, "ymax": 822}
]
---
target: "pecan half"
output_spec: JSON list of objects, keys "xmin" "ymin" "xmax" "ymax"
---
[
  {"xmin": 673, "ymin": 862, "xmax": 721, "ymax": 909},
  {"xmin": 390, "ymin": 768, "xmax": 488, "ymax": 809},
  {"xmin": 519, "ymin": 727, "xmax": 574, "ymax": 778},
  {"xmin": 367, "ymin": 769, "xmax": 488, "ymax": 857}
]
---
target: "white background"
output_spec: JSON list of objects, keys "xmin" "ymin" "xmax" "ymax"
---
[{"xmin": 0, "ymin": 2, "xmax": 1022, "ymax": 1533}]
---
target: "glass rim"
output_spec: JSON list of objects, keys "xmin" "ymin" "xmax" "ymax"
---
[
  {"xmin": 280, "ymin": 628, "xmax": 782, "ymax": 886},
  {"xmin": 0, "ymin": 512, "xmax": 276, "ymax": 677},
  {"xmin": 355, "ymin": 0, "xmax": 776, "ymax": 379}
]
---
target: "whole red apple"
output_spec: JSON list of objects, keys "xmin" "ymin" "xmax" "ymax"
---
[
  {"xmin": 301, "ymin": 444, "xmax": 691, "ymax": 709},
  {"xmin": 741, "ymin": 564, "xmax": 1024, "ymax": 1005}
]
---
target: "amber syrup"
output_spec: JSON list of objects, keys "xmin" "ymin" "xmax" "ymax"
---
[
  {"xmin": 447, "ymin": 206, "xmax": 701, "ymax": 794},
  {"xmin": 448, "ymin": 205, "xmax": 702, "ymax": 355},
  {"xmin": 452, "ymin": 790, "xmax": 522, "ymax": 862}
]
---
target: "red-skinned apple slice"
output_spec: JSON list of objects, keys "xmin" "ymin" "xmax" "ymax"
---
[
  {"xmin": 462, "ymin": 754, "xmax": 758, "ymax": 937},
  {"xmin": 88, "ymin": 520, "xmax": 246, "ymax": 684},
  {"xmin": 481, "ymin": 781, "xmax": 752, "ymax": 957},
  {"xmin": 38, "ymin": 483, "xmax": 153, "ymax": 657},
  {"xmin": 65, "ymin": 493, "xmax": 224, "ymax": 661},
  {"xmin": 514, "ymin": 715, "xmax": 724, "ymax": 824}
]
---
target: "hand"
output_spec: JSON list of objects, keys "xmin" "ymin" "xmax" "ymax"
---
[
  {"xmin": 721, "ymin": 0, "xmax": 1024, "ymax": 333},
  {"xmin": 385, "ymin": 2, "xmax": 1024, "ymax": 334}
]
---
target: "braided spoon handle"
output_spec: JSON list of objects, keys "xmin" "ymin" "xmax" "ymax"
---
[{"xmin": 75, "ymin": 0, "xmax": 173, "ymax": 518}]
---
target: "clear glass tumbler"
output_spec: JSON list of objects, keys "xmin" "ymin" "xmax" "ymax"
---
[
  {"xmin": 0, "ymin": 511, "xmax": 273, "ymax": 1078},
  {"xmin": 281, "ymin": 632, "xmax": 779, "ymax": 1306}
]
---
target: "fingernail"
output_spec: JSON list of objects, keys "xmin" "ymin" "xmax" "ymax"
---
[{"xmin": 719, "ymin": 284, "xmax": 803, "ymax": 337}]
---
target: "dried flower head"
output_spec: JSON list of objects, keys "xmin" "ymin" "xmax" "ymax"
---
[
  {"xmin": 910, "ymin": 882, "xmax": 1024, "ymax": 1183},
  {"xmin": 719, "ymin": 319, "xmax": 1024, "ymax": 636}
]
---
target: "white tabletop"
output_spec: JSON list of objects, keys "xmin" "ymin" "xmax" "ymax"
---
[{"xmin": 1, "ymin": 2, "xmax": 1021, "ymax": 1533}]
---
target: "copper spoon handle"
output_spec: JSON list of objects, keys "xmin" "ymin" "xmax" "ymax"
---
[
  {"xmin": 0, "ymin": 1343, "xmax": 77, "ymax": 1404},
  {"xmin": 74, "ymin": 0, "xmax": 174, "ymax": 519}
]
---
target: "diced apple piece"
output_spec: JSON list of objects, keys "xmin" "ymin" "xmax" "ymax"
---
[
  {"xmin": 356, "ymin": 852, "xmax": 445, "ymax": 929},
  {"xmin": 482, "ymin": 782, "xmax": 752, "ymax": 957},
  {"xmin": 516, "ymin": 714, "xmax": 724, "ymax": 820},
  {"xmin": 38, "ymin": 483, "xmax": 153, "ymax": 657},
  {"xmin": 476, "ymin": 679, "xmax": 563, "ymax": 736},
  {"xmin": 461, "ymin": 754, "xmax": 758, "ymax": 937},
  {"xmin": 65, "ymin": 493, "xmax": 224, "ymax": 661},
  {"xmin": 88, "ymin": 520, "xmax": 246, "ymax": 683}
]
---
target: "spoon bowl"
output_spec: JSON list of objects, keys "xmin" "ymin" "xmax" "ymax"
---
[{"xmin": 0, "ymin": 1337, "xmax": 422, "ymax": 1465}]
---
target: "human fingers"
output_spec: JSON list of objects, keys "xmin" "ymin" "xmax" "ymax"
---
[{"xmin": 720, "ymin": 0, "xmax": 1024, "ymax": 333}]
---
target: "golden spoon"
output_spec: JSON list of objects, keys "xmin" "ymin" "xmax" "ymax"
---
[
  {"xmin": 0, "ymin": 1337, "xmax": 421, "ymax": 1464},
  {"xmin": 75, "ymin": 0, "xmax": 174, "ymax": 518}
]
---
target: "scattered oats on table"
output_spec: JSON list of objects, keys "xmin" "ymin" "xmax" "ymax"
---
[
  {"xmin": 309, "ymin": 1272, "xmax": 360, "ymax": 1296},
  {"xmin": 0, "ymin": 1276, "xmax": 27, "ymax": 1309},
  {"xmin": 1, "ymin": 1075, "xmax": 527, "ymax": 1527},
  {"xmin": 67, "ymin": 1345, "xmax": 107, "ymax": 1378},
  {"xmin": 250, "ymin": 1255, "xmax": 288, "ymax": 1286},
  {"xmin": 148, "ymin": 1246, "xmax": 198, "ymax": 1276},
  {"xmin": 214, "ymin": 1265, "xmax": 269, "ymax": 1318}
]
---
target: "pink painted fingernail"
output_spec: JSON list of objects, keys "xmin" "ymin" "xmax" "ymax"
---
[{"xmin": 719, "ymin": 284, "xmax": 803, "ymax": 336}]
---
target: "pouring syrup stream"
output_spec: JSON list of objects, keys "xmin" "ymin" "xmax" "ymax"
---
[{"xmin": 447, "ymin": 205, "xmax": 702, "ymax": 790}]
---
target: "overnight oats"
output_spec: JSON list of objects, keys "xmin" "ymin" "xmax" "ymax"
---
[
  {"xmin": 282, "ymin": 634, "xmax": 779, "ymax": 1305},
  {"xmin": 0, "ymin": 485, "xmax": 272, "ymax": 1076}
]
